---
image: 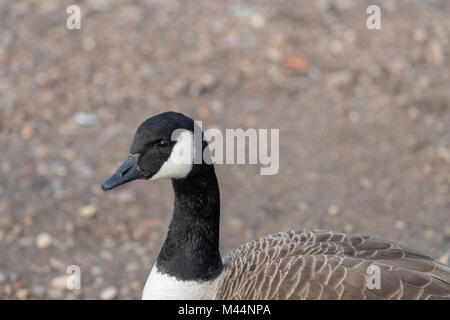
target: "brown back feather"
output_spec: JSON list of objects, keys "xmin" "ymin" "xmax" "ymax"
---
[{"xmin": 217, "ymin": 230, "xmax": 450, "ymax": 300}]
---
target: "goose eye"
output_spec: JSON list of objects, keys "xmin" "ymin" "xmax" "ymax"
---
[{"xmin": 158, "ymin": 140, "xmax": 170, "ymax": 148}]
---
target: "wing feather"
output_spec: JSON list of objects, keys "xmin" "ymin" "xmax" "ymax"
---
[{"xmin": 217, "ymin": 229, "xmax": 450, "ymax": 300}]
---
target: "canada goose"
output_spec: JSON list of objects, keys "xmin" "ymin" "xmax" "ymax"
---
[{"xmin": 101, "ymin": 111, "xmax": 450, "ymax": 300}]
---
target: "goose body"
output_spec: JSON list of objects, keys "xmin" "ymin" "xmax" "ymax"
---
[
  {"xmin": 102, "ymin": 111, "xmax": 450, "ymax": 300},
  {"xmin": 217, "ymin": 230, "xmax": 450, "ymax": 299}
]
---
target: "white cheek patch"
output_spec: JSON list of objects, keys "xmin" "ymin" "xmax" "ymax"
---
[{"xmin": 150, "ymin": 130, "xmax": 194, "ymax": 180}]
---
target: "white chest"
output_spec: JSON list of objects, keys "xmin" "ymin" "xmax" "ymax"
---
[{"xmin": 142, "ymin": 265, "xmax": 223, "ymax": 300}]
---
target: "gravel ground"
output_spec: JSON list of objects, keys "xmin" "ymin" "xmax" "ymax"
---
[{"xmin": 0, "ymin": 0, "xmax": 449, "ymax": 299}]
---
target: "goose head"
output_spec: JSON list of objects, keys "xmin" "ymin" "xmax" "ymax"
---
[{"xmin": 101, "ymin": 111, "xmax": 207, "ymax": 191}]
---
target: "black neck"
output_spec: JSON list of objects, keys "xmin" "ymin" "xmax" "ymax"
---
[{"xmin": 155, "ymin": 164, "xmax": 223, "ymax": 281}]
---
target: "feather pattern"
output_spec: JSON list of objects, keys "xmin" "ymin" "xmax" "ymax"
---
[{"xmin": 216, "ymin": 229, "xmax": 450, "ymax": 300}]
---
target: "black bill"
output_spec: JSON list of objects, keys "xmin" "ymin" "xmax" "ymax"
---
[{"xmin": 101, "ymin": 154, "xmax": 144, "ymax": 191}]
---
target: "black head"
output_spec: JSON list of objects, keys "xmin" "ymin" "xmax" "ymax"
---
[{"xmin": 101, "ymin": 111, "xmax": 206, "ymax": 191}]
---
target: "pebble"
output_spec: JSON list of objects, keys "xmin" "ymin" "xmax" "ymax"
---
[
  {"xmin": 334, "ymin": 0, "xmax": 355, "ymax": 10},
  {"xmin": 132, "ymin": 227, "xmax": 145, "ymax": 240},
  {"xmin": 274, "ymin": 201, "xmax": 284, "ymax": 212},
  {"xmin": 190, "ymin": 74, "xmax": 217, "ymax": 96},
  {"xmin": 359, "ymin": 177, "xmax": 373, "ymax": 189},
  {"xmin": 197, "ymin": 104, "xmax": 211, "ymax": 118},
  {"xmin": 51, "ymin": 275, "xmax": 70, "ymax": 290},
  {"xmin": 91, "ymin": 266, "xmax": 103, "ymax": 276},
  {"xmin": 210, "ymin": 100, "xmax": 224, "ymax": 114},
  {"xmin": 17, "ymin": 237, "xmax": 33, "ymax": 247},
  {"xmin": 427, "ymin": 40, "xmax": 444, "ymax": 66},
  {"xmin": 79, "ymin": 205, "xmax": 99, "ymax": 218},
  {"xmin": 229, "ymin": 218, "xmax": 245, "ymax": 232},
  {"xmin": 4, "ymin": 284, "xmax": 12, "ymax": 296},
  {"xmin": 16, "ymin": 288, "xmax": 30, "ymax": 299},
  {"xmin": 250, "ymin": 14, "xmax": 265, "ymax": 29},
  {"xmin": 348, "ymin": 111, "xmax": 360, "ymax": 123},
  {"xmin": 0, "ymin": 216, "xmax": 13, "ymax": 230},
  {"xmin": 49, "ymin": 258, "xmax": 65, "ymax": 270},
  {"xmin": 413, "ymin": 28, "xmax": 426, "ymax": 42},
  {"xmin": 343, "ymin": 223, "xmax": 353, "ymax": 233},
  {"xmin": 125, "ymin": 262, "xmax": 139, "ymax": 273},
  {"xmin": 36, "ymin": 233, "xmax": 53, "ymax": 249},
  {"xmin": 394, "ymin": 220, "xmax": 406, "ymax": 230},
  {"xmin": 327, "ymin": 70, "xmax": 353, "ymax": 89},
  {"xmin": 74, "ymin": 113, "xmax": 99, "ymax": 126},
  {"xmin": 116, "ymin": 190, "xmax": 136, "ymax": 205},
  {"xmin": 130, "ymin": 281, "xmax": 141, "ymax": 291},
  {"xmin": 437, "ymin": 146, "xmax": 450, "ymax": 162},
  {"xmin": 82, "ymin": 36, "xmax": 97, "ymax": 51},
  {"xmin": 31, "ymin": 285, "xmax": 47, "ymax": 298},
  {"xmin": 163, "ymin": 78, "xmax": 189, "ymax": 97},
  {"xmin": 328, "ymin": 205, "xmax": 339, "ymax": 216},
  {"xmin": 65, "ymin": 292, "xmax": 80, "ymax": 300},
  {"xmin": 424, "ymin": 229, "xmax": 435, "ymax": 239},
  {"xmin": 47, "ymin": 288, "xmax": 64, "ymax": 299},
  {"xmin": 21, "ymin": 122, "xmax": 34, "ymax": 140},
  {"xmin": 445, "ymin": 226, "xmax": 450, "ymax": 236},
  {"xmin": 407, "ymin": 107, "xmax": 420, "ymax": 120},
  {"xmin": 119, "ymin": 286, "xmax": 131, "ymax": 296},
  {"xmin": 439, "ymin": 252, "xmax": 449, "ymax": 265},
  {"xmin": 282, "ymin": 55, "xmax": 309, "ymax": 72},
  {"xmin": 297, "ymin": 201, "xmax": 309, "ymax": 211},
  {"xmin": 100, "ymin": 286, "xmax": 118, "ymax": 300}
]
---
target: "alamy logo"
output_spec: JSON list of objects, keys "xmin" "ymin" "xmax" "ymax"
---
[
  {"xmin": 366, "ymin": 5, "xmax": 381, "ymax": 30},
  {"xmin": 366, "ymin": 264, "xmax": 381, "ymax": 289},
  {"xmin": 66, "ymin": 5, "xmax": 81, "ymax": 30},
  {"xmin": 66, "ymin": 265, "xmax": 81, "ymax": 290},
  {"xmin": 170, "ymin": 121, "xmax": 279, "ymax": 175}
]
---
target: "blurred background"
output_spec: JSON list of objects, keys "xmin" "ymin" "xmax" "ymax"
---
[{"xmin": 0, "ymin": 0, "xmax": 449, "ymax": 299}]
